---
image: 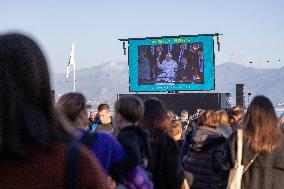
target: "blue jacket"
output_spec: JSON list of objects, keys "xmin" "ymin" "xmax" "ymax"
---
[{"xmin": 79, "ymin": 130, "xmax": 124, "ymax": 173}]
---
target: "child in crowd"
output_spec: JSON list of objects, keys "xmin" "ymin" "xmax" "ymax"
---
[
  {"xmin": 169, "ymin": 119, "xmax": 184, "ymax": 149},
  {"xmin": 111, "ymin": 95, "xmax": 153, "ymax": 189}
]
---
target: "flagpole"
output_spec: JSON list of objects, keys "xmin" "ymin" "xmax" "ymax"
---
[
  {"xmin": 73, "ymin": 55, "xmax": 76, "ymax": 92},
  {"xmin": 66, "ymin": 42, "xmax": 76, "ymax": 92},
  {"xmin": 73, "ymin": 42, "xmax": 76, "ymax": 92}
]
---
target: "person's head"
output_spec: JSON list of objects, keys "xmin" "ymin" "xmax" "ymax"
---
[
  {"xmin": 180, "ymin": 43, "xmax": 187, "ymax": 50},
  {"xmin": 56, "ymin": 93, "xmax": 90, "ymax": 130},
  {"xmin": 142, "ymin": 98, "xmax": 171, "ymax": 143},
  {"xmin": 155, "ymin": 45, "xmax": 161, "ymax": 52},
  {"xmin": 143, "ymin": 97, "xmax": 166, "ymax": 123},
  {"xmin": 190, "ymin": 44, "xmax": 197, "ymax": 53},
  {"xmin": 89, "ymin": 111, "xmax": 96, "ymax": 122},
  {"xmin": 165, "ymin": 53, "xmax": 172, "ymax": 62},
  {"xmin": 169, "ymin": 120, "xmax": 183, "ymax": 141},
  {"xmin": 114, "ymin": 95, "xmax": 144, "ymax": 130},
  {"xmin": 167, "ymin": 110, "xmax": 178, "ymax": 120},
  {"xmin": 197, "ymin": 110, "xmax": 220, "ymax": 129},
  {"xmin": 0, "ymin": 33, "xmax": 68, "ymax": 158},
  {"xmin": 181, "ymin": 57, "xmax": 188, "ymax": 64},
  {"xmin": 217, "ymin": 110, "xmax": 230, "ymax": 126},
  {"xmin": 197, "ymin": 48, "xmax": 203, "ymax": 56},
  {"xmin": 97, "ymin": 103, "xmax": 111, "ymax": 124},
  {"xmin": 155, "ymin": 56, "xmax": 160, "ymax": 63},
  {"xmin": 279, "ymin": 113, "xmax": 284, "ymax": 131},
  {"xmin": 243, "ymin": 96, "xmax": 282, "ymax": 154},
  {"xmin": 180, "ymin": 110, "xmax": 189, "ymax": 120},
  {"xmin": 227, "ymin": 106, "xmax": 244, "ymax": 129}
]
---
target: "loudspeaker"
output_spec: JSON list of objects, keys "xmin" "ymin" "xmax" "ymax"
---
[
  {"xmin": 236, "ymin": 84, "xmax": 244, "ymax": 108},
  {"xmin": 118, "ymin": 93, "xmax": 231, "ymax": 115}
]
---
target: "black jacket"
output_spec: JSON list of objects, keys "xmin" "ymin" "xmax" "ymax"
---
[
  {"xmin": 176, "ymin": 62, "xmax": 192, "ymax": 82},
  {"xmin": 110, "ymin": 125, "xmax": 151, "ymax": 180},
  {"xmin": 228, "ymin": 131, "xmax": 284, "ymax": 189},
  {"xmin": 149, "ymin": 134, "xmax": 184, "ymax": 189},
  {"xmin": 118, "ymin": 126, "xmax": 151, "ymax": 168},
  {"xmin": 183, "ymin": 126, "xmax": 229, "ymax": 189}
]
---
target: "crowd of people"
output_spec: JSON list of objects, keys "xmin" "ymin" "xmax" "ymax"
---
[
  {"xmin": 1, "ymin": 33, "xmax": 284, "ymax": 189},
  {"xmin": 138, "ymin": 43, "xmax": 204, "ymax": 84}
]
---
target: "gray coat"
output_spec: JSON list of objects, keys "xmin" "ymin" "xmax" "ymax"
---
[{"xmin": 228, "ymin": 132, "xmax": 284, "ymax": 189}]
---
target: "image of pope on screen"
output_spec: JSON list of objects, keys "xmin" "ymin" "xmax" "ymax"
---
[{"xmin": 138, "ymin": 43, "xmax": 204, "ymax": 85}]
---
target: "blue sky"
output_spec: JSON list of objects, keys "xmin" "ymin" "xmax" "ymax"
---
[{"xmin": 1, "ymin": 0, "xmax": 284, "ymax": 73}]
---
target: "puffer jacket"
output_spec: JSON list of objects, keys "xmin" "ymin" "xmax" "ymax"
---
[{"xmin": 183, "ymin": 126, "xmax": 229, "ymax": 189}]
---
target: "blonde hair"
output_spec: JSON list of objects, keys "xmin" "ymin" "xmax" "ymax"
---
[
  {"xmin": 169, "ymin": 120, "xmax": 182, "ymax": 137},
  {"xmin": 198, "ymin": 110, "xmax": 220, "ymax": 129},
  {"xmin": 181, "ymin": 110, "xmax": 188, "ymax": 117},
  {"xmin": 279, "ymin": 113, "xmax": 284, "ymax": 125},
  {"xmin": 217, "ymin": 110, "xmax": 230, "ymax": 126}
]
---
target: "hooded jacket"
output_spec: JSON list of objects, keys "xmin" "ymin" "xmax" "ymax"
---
[{"xmin": 183, "ymin": 126, "xmax": 229, "ymax": 189}]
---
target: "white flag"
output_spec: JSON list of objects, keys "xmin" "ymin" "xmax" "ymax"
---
[{"xmin": 66, "ymin": 42, "xmax": 75, "ymax": 78}]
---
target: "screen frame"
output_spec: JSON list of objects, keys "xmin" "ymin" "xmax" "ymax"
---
[{"xmin": 128, "ymin": 35, "xmax": 215, "ymax": 92}]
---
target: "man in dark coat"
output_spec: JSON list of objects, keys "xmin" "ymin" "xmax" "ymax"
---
[
  {"xmin": 173, "ymin": 43, "xmax": 189, "ymax": 63},
  {"xmin": 176, "ymin": 57, "xmax": 192, "ymax": 83},
  {"xmin": 148, "ymin": 45, "xmax": 166, "ymax": 80},
  {"xmin": 188, "ymin": 44, "xmax": 200, "ymax": 80}
]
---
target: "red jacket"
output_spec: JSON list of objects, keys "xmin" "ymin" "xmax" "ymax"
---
[{"xmin": 0, "ymin": 144, "xmax": 109, "ymax": 189}]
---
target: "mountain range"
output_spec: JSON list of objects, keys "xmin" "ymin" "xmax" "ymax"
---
[{"xmin": 51, "ymin": 62, "xmax": 284, "ymax": 109}]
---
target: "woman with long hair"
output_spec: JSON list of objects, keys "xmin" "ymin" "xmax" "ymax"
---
[
  {"xmin": 228, "ymin": 96, "xmax": 284, "ymax": 189},
  {"xmin": 56, "ymin": 92, "xmax": 124, "ymax": 174},
  {"xmin": 0, "ymin": 33, "xmax": 108, "ymax": 189},
  {"xmin": 142, "ymin": 98, "xmax": 184, "ymax": 189}
]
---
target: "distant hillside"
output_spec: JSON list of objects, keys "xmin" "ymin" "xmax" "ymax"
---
[
  {"xmin": 215, "ymin": 63, "xmax": 284, "ymax": 105},
  {"xmin": 51, "ymin": 61, "xmax": 129, "ymax": 109},
  {"xmin": 51, "ymin": 62, "xmax": 284, "ymax": 109}
]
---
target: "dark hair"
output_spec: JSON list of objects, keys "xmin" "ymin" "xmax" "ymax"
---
[
  {"xmin": 227, "ymin": 106, "xmax": 244, "ymax": 122},
  {"xmin": 142, "ymin": 98, "xmax": 171, "ymax": 143},
  {"xmin": 56, "ymin": 93, "xmax": 87, "ymax": 122},
  {"xmin": 0, "ymin": 33, "xmax": 69, "ymax": 158},
  {"xmin": 115, "ymin": 95, "xmax": 144, "ymax": 123},
  {"xmin": 243, "ymin": 96, "xmax": 283, "ymax": 154},
  {"xmin": 143, "ymin": 97, "xmax": 165, "ymax": 119},
  {"xmin": 98, "ymin": 103, "xmax": 110, "ymax": 112}
]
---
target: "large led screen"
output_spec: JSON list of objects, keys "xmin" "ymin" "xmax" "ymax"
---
[{"xmin": 128, "ymin": 35, "xmax": 215, "ymax": 91}]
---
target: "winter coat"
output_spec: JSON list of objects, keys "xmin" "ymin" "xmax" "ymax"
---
[
  {"xmin": 149, "ymin": 134, "xmax": 184, "ymax": 189},
  {"xmin": 228, "ymin": 131, "xmax": 284, "ymax": 189},
  {"xmin": 0, "ymin": 144, "xmax": 109, "ymax": 189},
  {"xmin": 117, "ymin": 126, "xmax": 151, "ymax": 169},
  {"xmin": 110, "ymin": 126, "xmax": 151, "ymax": 177},
  {"xmin": 110, "ymin": 126, "xmax": 153, "ymax": 189},
  {"xmin": 80, "ymin": 131, "xmax": 124, "ymax": 173},
  {"xmin": 183, "ymin": 126, "xmax": 229, "ymax": 189}
]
